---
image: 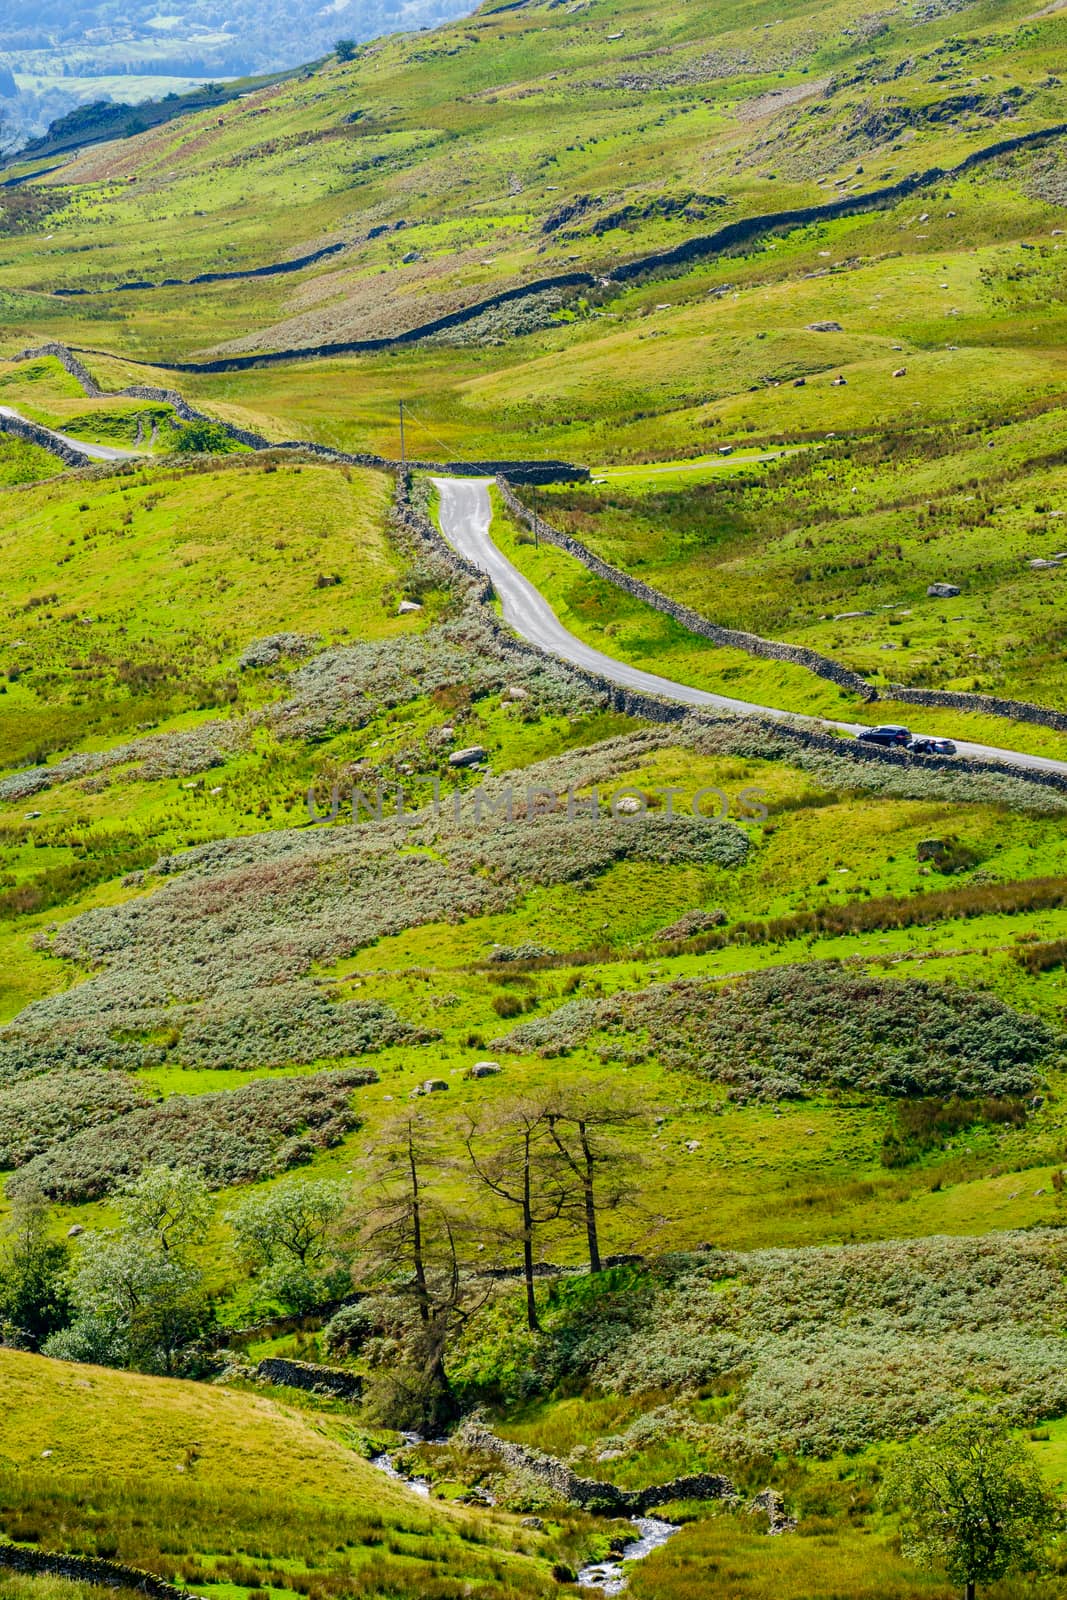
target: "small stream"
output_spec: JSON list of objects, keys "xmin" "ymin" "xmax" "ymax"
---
[
  {"xmin": 369, "ymin": 1439, "xmax": 677, "ymax": 1593},
  {"xmin": 370, "ymin": 1431, "xmax": 431, "ymax": 1497},
  {"xmin": 576, "ymin": 1517, "xmax": 679, "ymax": 1594}
]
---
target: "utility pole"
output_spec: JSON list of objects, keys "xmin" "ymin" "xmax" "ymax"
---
[{"xmin": 399, "ymin": 400, "xmax": 406, "ymax": 469}]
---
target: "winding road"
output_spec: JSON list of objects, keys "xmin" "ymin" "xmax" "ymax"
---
[
  {"xmin": 433, "ymin": 478, "xmax": 1067, "ymax": 779},
  {"xmin": 0, "ymin": 406, "xmax": 144, "ymax": 462}
]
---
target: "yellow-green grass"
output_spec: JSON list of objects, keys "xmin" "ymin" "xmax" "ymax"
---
[
  {"xmin": 0, "ymin": 0, "xmax": 1060, "ymax": 370},
  {"xmin": 0, "ymin": 456, "xmax": 407, "ymax": 769},
  {"xmin": 487, "ymin": 486, "xmax": 1067, "ymax": 759},
  {"xmin": 628, "ymin": 1509, "xmax": 1062, "ymax": 1600},
  {"xmin": 0, "ymin": 1349, "xmax": 555, "ymax": 1599}
]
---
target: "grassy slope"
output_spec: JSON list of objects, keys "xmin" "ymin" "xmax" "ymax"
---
[
  {"xmin": 0, "ymin": 1347, "xmax": 558, "ymax": 1598},
  {"xmin": 0, "ymin": 3, "xmax": 1065, "ymax": 1595},
  {"xmin": 0, "ymin": 447, "xmax": 400, "ymax": 768}
]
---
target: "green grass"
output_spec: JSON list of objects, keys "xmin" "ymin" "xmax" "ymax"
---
[
  {"xmin": 0, "ymin": 1348, "xmax": 561, "ymax": 1599},
  {"xmin": 0, "ymin": 452, "xmax": 403, "ymax": 769}
]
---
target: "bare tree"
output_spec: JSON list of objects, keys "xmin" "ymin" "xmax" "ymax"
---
[
  {"xmin": 545, "ymin": 1082, "xmax": 647, "ymax": 1275},
  {"xmin": 361, "ymin": 1110, "xmax": 488, "ymax": 1426},
  {"xmin": 464, "ymin": 1098, "xmax": 568, "ymax": 1332}
]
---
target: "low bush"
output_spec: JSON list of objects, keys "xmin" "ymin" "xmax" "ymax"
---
[
  {"xmin": 497, "ymin": 965, "xmax": 1055, "ymax": 1101},
  {"xmin": 7, "ymin": 1069, "xmax": 375, "ymax": 1202}
]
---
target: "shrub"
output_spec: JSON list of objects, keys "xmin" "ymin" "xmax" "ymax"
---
[
  {"xmin": 8, "ymin": 1069, "xmax": 375, "ymax": 1202},
  {"xmin": 498, "ymin": 965, "xmax": 1055, "ymax": 1102}
]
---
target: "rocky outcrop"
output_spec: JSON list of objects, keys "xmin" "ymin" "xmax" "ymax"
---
[
  {"xmin": 0, "ymin": 1541, "xmax": 206, "ymax": 1600},
  {"xmin": 255, "ymin": 1356, "xmax": 362, "ymax": 1400}
]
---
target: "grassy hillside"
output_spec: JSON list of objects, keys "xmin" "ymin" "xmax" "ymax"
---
[
  {"xmin": 0, "ymin": 1347, "xmax": 561, "ymax": 1597},
  {"xmin": 0, "ymin": 1, "xmax": 1066, "ymax": 1597}
]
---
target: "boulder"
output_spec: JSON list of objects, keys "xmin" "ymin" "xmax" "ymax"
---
[
  {"xmin": 398, "ymin": 600, "xmax": 423, "ymax": 614},
  {"xmin": 67, "ymin": 1224, "xmax": 85, "ymax": 1238},
  {"xmin": 449, "ymin": 746, "xmax": 488, "ymax": 767},
  {"xmin": 926, "ymin": 582, "xmax": 960, "ymax": 598},
  {"xmin": 421, "ymin": 1078, "xmax": 450, "ymax": 1094},
  {"xmin": 807, "ymin": 320, "xmax": 843, "ymax": 331},
  {"xmin": 469, "ymin": 1061, "xmax": 502, "ymax": 1079},
  {"xmin": 892, "ymin": 367, "xmax": 907, "ymax": 377},
  {"xmin": 1028, "ymin": 558, "xmax": 1062, "ymax": 570},
  {"xmin": 502, "ymin": 685, "xmax": 528, "ymax": 701}
]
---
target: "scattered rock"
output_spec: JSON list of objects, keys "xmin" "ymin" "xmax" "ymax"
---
[
  {"xmin": 521, "ymin": 1516, "xmax": 545, "ymax": 1531},
  {"xmin": 502, "ymin": 685, "xmax": 529, "ymax": 701},
  {"xmin": 655, "ymin": 908, "xmax": 727, "ymax": 942},
  {"xmin": 892, "ymin": 366, "xmax": 907, "ymax": 377},
  {"xmin": 833, "ymin": 609, "xmax": 874, "ymax": 619},
  {"xmin": 614, "ymin": 795, "xmax": 643, "ymax": 814},
  {"xmin": 448, "ymin": 746, "xmax": 488, "ymax": 768},
  {"xmin": 1028, "ymin": 558, "xmax": 1062, "ymax": 570},
  {"xmin": 469, "ymin": 1061, "xmax": 502, "ymax": 1079},
  {"xmin": 807, "ymin": 320, "xmax": 843, "ymax": 331},
  {"xmin": 67, "ymin": 1224, "xmax": 84, "ymax": 1238},
  {"xmin": 927, "ymin": 582, "xmax": 961, "ymax": 598},
  {"xmin": 420, "ymin": 1079, "xmax": 450, "ymax": 1094},
  {"xmin": 398, "ymin": 599, "xmax": 423, "ymax": 614}
]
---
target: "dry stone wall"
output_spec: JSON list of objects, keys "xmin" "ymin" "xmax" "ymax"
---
[
  {"xmin": 395, "ymin": 477, "xmax": 1067, "ymax": 798},
  {"xmin": 459, "ymin": 1420, "xmax": 734, "ymax": 1513},
  {"xmin": 10, "ymin": 345, "xmax": 586, "ymax": 484},
  {"xmin": 496, "ymin": 478, "xmax": 875, "ymax": 698},
  {"xmin": 255, "ymin": 1355, "xmax": 362, "ymax": 1400},
  {"xmin": 498, "ymin": 482, "xmax": 1067, "ymax": 736},
  {"xmin": 0, "ymin": 1540, "xmax": 206, "ymax": 1600},
  {"xmin": 0, "ymin": 408, "xmax": 89, "ymax": 467},
  {"xmin": 40, "ymin": 122, "xmax": 1063, "ymax": 376}
]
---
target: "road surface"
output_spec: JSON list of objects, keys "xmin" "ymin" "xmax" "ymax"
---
[
  {"xmin": 432, "ymin": 477, "xmax": 1067, "ymax": 779},
  {"xmin": 0, "ymin": 405, "xmax": 144, "ymax": 462}
]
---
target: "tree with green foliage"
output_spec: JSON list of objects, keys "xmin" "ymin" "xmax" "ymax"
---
[
  {"xmin": 45, "ymin": 1231, "xmax": 211, "ymax": 1375},
  {"xmin": 335, "ymin": 38, "xmax": 358, "ymax": 61},
  {"xmin": 227, "ymin": 1178, "xmax": 350, "ymax": 1314},
  {"xmin": 173, "ymin": 418, "xmax": 238, "ymax": 455},
  {"xmin": 0, "ymin": 1188, "xmax": 70, "ymax": 1350},
  {"xmin": 884, "ymin": 1413, "xmax": 1064, "ymax": 1600},
  {"xmin": 118, "ymin": 1164, "xmax": 213, "ymax": 1255}
]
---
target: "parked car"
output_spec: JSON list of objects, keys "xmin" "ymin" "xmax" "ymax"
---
[
  {"xmin": 909, "ymin": 735, "xmax": 957, "ymax": 756},
  {"xmin": 858, "ymin": 724, "xmax": 911, "ymax": 746}
]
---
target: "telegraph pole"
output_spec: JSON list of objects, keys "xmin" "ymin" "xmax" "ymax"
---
[{"xmin": 399, "ymin": 400, "xmax": 406, "ymax": 469}]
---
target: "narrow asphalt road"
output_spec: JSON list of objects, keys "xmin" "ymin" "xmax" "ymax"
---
[
  {"xmin": 433, "ymin": 477, "xmax": 1067, "ymax": 779},
  {"xmin": 0, "ymin": 405, "xmax": 144, "ymax": 462}
]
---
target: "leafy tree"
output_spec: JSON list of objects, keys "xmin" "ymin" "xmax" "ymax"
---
[
  {"xmin": 45, "ymin": 1232, "xmax": 211, "ymax": 1375},
  {"xmin": 465, "ymin": 1099, "xmax": 567, "ymax": 1332},
  {"xmin": 118, "ymin": 1164, "xmax": 212, "ymax": 1255},
  {"xmin": 885, "ymin": 1413, "xmax": 1064, "ymax": 1599},
  {"xmin": 545, "ymin": 1083, "xmax": 646, "ymax": 1274},
  {"xmin": 335, "ymin": 38, "xmax": 358, "ymax": 61},
  {"xmin": 0, "ymin": 1189, "xmax": 70, "ymax": 1349},
  {"xmin": 227, "ymin": 1179, "xmax": 350, "ymax": 1313},
  {"xmin": 173, "ymin": 419, "xmax": 238, "ymax": 455}
]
